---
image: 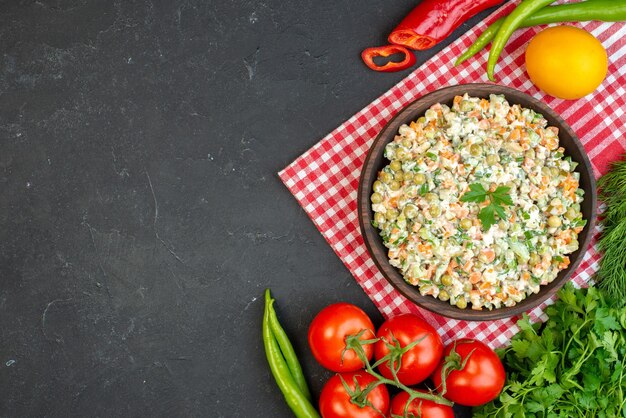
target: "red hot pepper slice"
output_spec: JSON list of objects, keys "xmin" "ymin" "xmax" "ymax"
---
[
  {"xmin": 388, "ymin": 0, "xmax": 504, "ymax": 50},
  {"xmin": 361, "ymin": 44, "xmax": 416, "ymax": 72}
]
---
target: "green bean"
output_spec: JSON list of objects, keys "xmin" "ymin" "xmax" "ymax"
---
[
  {"xmin": 487, "ymin": 0, "xmax": 557, "ymax": 81},
  {"xmin": 456, "ymin": 0, "xmax": 626, "ymax": 66},
  {"xmin": 263, "ymin": 290, "xmax": 320, "ymax": 418},
  {"xmin": 266, "ymin": 290, "xmax": 312, "ymax": 401}
]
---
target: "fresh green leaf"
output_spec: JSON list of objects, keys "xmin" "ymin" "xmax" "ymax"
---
[
  {"xmin": 460, "ymin": 183, "xmax": 488, "ymax": 203},
  {"xmin": 479, "ymin": 205, "xmax": 497, "ymax": 231},
  {"xmin": 461, "ymin": 183, "xmax": 512, "ymax": 230}
]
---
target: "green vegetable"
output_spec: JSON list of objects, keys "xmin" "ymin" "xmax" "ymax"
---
[
  {"xmin": 474, "ymin": 284, "xmax": 626, "ymax": 417},
  {"xmin": 597, "ymin": 156, "xmax": 626, "ymax": 307},
  {"xmin": 460, "ymin": 183, "xmax": 512, "ymax": 230},
  {"xmin": 487, "ymin": 0, "xmax": 556, "ymax": 81},
  {"xmin": 263, "ymin": 290, "xmax": 320, "ymax": 418},
  {"xmin": 267, "ymin": 294, "xmax": 312, "ymax": 400},
  {"xmin": 456, "ymin": 0, "xmax": 626, "ymax": 66}
]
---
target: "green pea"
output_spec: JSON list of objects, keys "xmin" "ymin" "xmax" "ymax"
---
[
  {"xmin": 386, "ymin": 209, "xmax": 399, "ymax": 220},
  {"xmin": 541, "ymin": 166, "xmax": 551, "ymax": 176},
  {"xmin": 550, "ymin": 167, "xmax": 560, "ymax": 177},
  {"xmin": 441, "ymin": 274, "xmax": 453, "ymax": 286},
  {"xmin": 374, "ymin": 213, "xmax": 386, "ymax": 225},
  {"xmin": 380, "ymin": 172, "xmax": 393, "ymax": 184},
  {"xmin": 463, "ymin": 282, "xmax": 473, "ymax": 292},
  {"xmin": 396, "ymin": 149, "xmax": 408, "ymax": 160},
  {"xmin": 403, "ymin": 171, "xmax": 414, "ymax": 182},
  {"xmin": 438, "ymin": 290, "xmax": 450, "ymax": 301},
  {"xmin": 402, "ymin": 138, "xmax": 412, "ymax": 148},
  {"xmin": 456, "ymin": 298, "xmax": 467, "ymax": 309},
  {"xmin": 548, "ymin": 215, "xmax": 562, "ymax": 228},
  {"xmin": 470, "ymin": 144, "xmax": 483, "ymax": 156},
  {"xmin": 498, "ymin": 221, "xmax": 508, "ymax": 231},
  {"xmin": 371, "ymin": 193, "xmax": 383, "ymax": 204},
  {"xmin": 565, "ymin": 208, "xmax": 577, "ymax": 220},
  {"xmin": 424, "ymin": 193, "xmax": 438, "ymax": 203},
  {"xmin": 414, "ymin": 173, "xmax": 426, "ymax": 185},
  {"xmin": 390, "ymin": 160, "xmax": 402, "ymax": 171},
  {"xmin": 486, "ymin": 154, "xmax": 498, "ymax": 165},
  {"xmin": 390, "ymin": 181, "xmax": 401, "ymax": 191},
  {"xmin": 394, "ymin": 172, "xmax": 404, "ymax": 182},
  {"xmin": 525, "ymin": 149, "xmax": 536, "ymax": 160},
  {"xmin": 429, "ymin": 206, "xmax": 441, "ymax": 217},
  {"xmin": 460, "ymin": 218, "xmax": 472, "ymax": 230},
  {"xmin": 403, "ymin": 205, "xmax": 418, "ymax": 219},
  {"xmin": 460, "ymin": 100, "xmax": 473, "ymax": 112},
  {"xmin": 373, "ymin": 181, "xmax": 384, "ymax": 193},
  {"xmin": 417, "ymin": 116, "xmax": 426, "ymax": 124},
  {"xmin": 529, "ymin": 253, "xmax": 540, "ymax": 266},
  {"xmin": 419, "ymin": 228, "xmax": 430, "ymax": 240}
]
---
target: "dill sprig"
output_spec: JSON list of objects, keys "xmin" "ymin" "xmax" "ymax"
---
[{"xmin": 596, "ymin": 155, "xmax": 626, "ymax": 306}]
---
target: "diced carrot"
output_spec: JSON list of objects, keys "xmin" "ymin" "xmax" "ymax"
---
[
  {"xmin": 469, "ymin": 271, "xmax": 482, "ymax": 284},
  {"xmin": 447, "ymin": 259, "xmax": 458, "ymax": 275},
  {"xmin": 509, "ymin": 127, "xmax": 521, "ymax": 141},
  {"xmin": 480, "ymin": 248, "xmax": 496, "ymax": 263},
  {"xmin": 418, "ymin": 243, "xmax": 432, "ymax": 254},
  {"xmin": 558, "ymin": 256, "xmax": 570, "ymax": 270}
]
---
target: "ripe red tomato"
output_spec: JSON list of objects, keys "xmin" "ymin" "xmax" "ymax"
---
[
  {"xmin": 319, "ymin": 371, "xmax": 390, "ymax": 418},
  {"xmin": 431, "ymin": 339, "xmax": 505, "ymax": 406},
  {"xmin": 374, "ymin": 314, "xmax": 443, "ymax": 385},
  {"xmin": 308, "ymin": 303, "xmax": 375, "ymax": 372},
  {"xmin": 390, "ymin": 391, "xmax": 454, "ymax": 418}
]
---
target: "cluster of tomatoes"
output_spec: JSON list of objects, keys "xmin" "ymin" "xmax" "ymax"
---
[{"xmin": 308, "ymin": 303, "xmax": 505, "ymax": 417}]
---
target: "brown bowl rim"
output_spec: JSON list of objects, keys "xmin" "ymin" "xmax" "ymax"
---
[{"xmin": 357, "ymin": 83, "xmax": 597, "ymax": 321}]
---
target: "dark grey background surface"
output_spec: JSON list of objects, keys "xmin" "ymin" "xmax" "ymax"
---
[{"xmin": 0, "ymin": 1, "xmax": 504, "ymax": 416}]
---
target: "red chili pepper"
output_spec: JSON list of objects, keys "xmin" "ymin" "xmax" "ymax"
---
[
  {"xmin": 388, "ymin": 0, "xmax": 504, "ymax": 50},
  {"xmin": 361, "ymin": 45, "xmax": 416, "ymax": 72}
]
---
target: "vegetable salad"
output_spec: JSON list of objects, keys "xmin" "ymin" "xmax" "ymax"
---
[{"xmin": 371, "ymin": 94, "xmax": 586, "ymax": 310}]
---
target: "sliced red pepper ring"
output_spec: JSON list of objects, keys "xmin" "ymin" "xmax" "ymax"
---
[{"xmin": 361, "ymin": 44, "xmax": 416, "ymax": 72}]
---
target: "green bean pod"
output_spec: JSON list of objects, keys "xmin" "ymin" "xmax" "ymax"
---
[
  {"xmin": 456, "ymin": 0, "xmax": 626, "ymax": 66},
  {"xmin": 263, "ymin": 290, "xmax": 320, "ymax": 418},
  {"xmin": 487, "ymin": 0, "xmax": 557, "ymax": 81},
  {"xmin": 267, "ymin": 291, "xmax": 312, "ymax": 401}
]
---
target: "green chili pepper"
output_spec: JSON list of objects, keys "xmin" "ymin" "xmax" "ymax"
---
[
  {"xmin": 456, "ymin": 0, "xmax": 626, "ymax": 66},
  {"xmin": 267, "ymin": 291, "xmax": 312, "ymax": 401},
  {"xmin": 487, "ymin": 0, "xmax": 556, "ymax": 81},
  {"xmin": 263, "ymin": 290, "xmax": 320, "ymax": 418}
]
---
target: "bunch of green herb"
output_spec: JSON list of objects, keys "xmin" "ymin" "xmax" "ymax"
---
[
  {"xmin": 473, "ymin": 283, "xmax": 626, "ymax": 417},
  {"xmin": 460, "ymin": 183, "xmax": 512, "ymax": 230},
  {"xmin": 597, "ymin": 156, "xmax": 626, "ymax": 307}
]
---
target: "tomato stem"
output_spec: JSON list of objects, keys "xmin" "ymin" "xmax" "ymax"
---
[{"xmin": 344, "ymin": 333, "xmax": 454, "ymax": 407}]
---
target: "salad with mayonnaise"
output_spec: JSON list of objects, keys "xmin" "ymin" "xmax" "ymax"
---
[{"xmin": 371, "ymin": 94, "xmax": 586, "ymax": 310}]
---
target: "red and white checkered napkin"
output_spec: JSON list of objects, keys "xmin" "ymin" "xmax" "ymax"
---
[{"xmin": 279, "ymin": 0, "xmax": 626, "ymax": 348}]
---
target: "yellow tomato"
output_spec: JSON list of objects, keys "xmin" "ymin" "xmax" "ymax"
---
[{"xmin": 525, "ymin": 26, "xmax": 607, "ymax": 100}]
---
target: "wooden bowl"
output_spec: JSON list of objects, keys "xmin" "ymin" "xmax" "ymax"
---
[{"xmin": 358, "ymin": 84, "xmax": 597, "ymax": 321}]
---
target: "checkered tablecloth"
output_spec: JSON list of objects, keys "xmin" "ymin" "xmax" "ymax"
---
[{"xmin": 279, "ymin": 0, "xmax": 626, "ymax": 348}]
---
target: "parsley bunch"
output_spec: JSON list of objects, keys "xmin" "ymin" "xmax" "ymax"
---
[
  {"xmin": 460, "ymin": 183, "xmax": 512, "ymax": 230},
  {"xmin": 474, "ymin": 284, "xmax": 626, "ymax": 417}
]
